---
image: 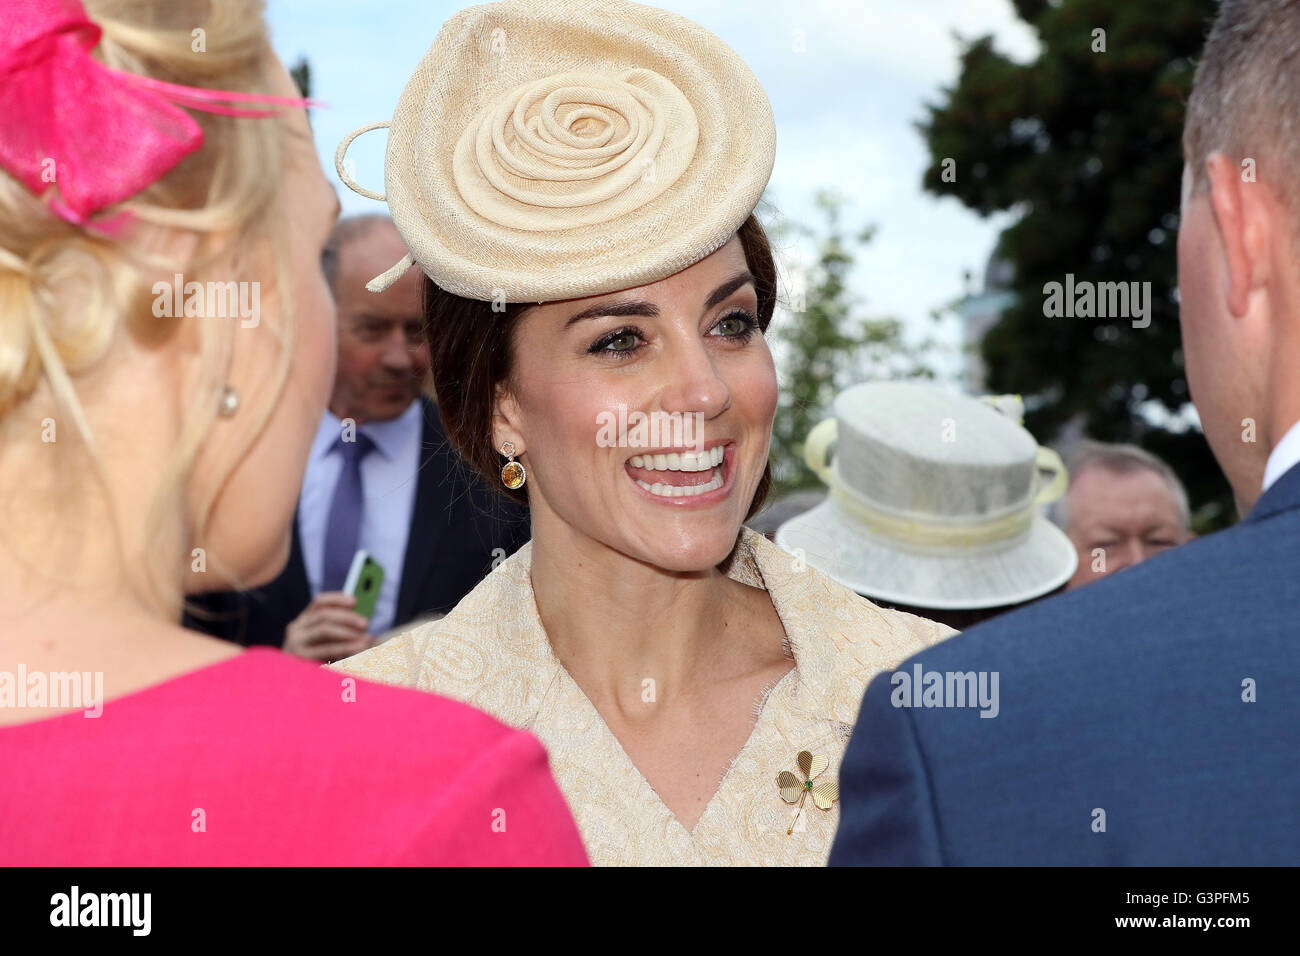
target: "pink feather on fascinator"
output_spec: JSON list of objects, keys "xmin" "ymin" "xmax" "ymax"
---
[{"xmin": 0, "ymin": 0, "xmax": 315, "ymax": 227}]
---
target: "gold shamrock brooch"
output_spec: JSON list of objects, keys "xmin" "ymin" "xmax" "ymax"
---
[{"xmin": 777, "ymin": 751, "xmax": 839, "ymax": 835}]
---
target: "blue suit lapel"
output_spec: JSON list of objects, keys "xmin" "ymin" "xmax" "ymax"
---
[{"xmin": 394, "ymin": 397, "xmax": 444, "ymax": 623}]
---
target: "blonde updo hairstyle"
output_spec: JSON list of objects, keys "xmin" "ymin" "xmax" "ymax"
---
[{"xmin": 0, "ymin": 0, "xmax": 296, "ymax": 615}]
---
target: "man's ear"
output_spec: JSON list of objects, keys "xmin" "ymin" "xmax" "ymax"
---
[
  {"xmin": 491, "ymin": 379, "xmax": 524, "ymax": 455},
  {"xmin": 1204, "ymin": 152, "xmax": 1272, "ymax": 317}
]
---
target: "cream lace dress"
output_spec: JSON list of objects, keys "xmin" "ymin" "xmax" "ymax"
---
[{"xmin": 332, "ymin": 528, "xmax": 954, "ymax": 865}]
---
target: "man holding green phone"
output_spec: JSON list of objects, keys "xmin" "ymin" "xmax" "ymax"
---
[
  {"xmin": 187, "ymin": 216, "xmax": 530, "ymax": 661},
  {"xmin": 286, "ymin": 217, "xmax": 527, "ymax": 661}
]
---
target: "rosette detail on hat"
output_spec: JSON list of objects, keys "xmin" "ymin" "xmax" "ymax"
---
[
  {"xmin": 336, "ymin": 0, "xmax": 776, "ymax": 303},
  {"xmin": 454, "ymin": 69, "xmax": 698, "ymax": 231}
]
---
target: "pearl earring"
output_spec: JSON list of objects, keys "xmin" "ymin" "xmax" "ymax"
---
[{"xmin": 218, "ymin": 385, "xmax": 239, "ymax": 417}]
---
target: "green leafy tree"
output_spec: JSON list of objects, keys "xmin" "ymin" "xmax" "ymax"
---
[
  {"xmin": 770, "ymin": 191, "xmax": 935, "ymax": 494},
  {"xmin": 920, "ymin": 0, "xmax": 1232, "ymax": 528}
]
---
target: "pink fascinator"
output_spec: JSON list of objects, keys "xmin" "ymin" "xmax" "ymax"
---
[{"xmin": 0, "ymin": 0, "xmax": 314, "ymax": 226}]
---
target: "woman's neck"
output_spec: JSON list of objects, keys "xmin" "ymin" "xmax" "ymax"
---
[
  {"xmin": 0, "ymin": 398, "xmax": 235, "ymax": 722},
  {"xmin": 527, "ymin": 523, "xmax": 777, "ymax": 717},
  {"xmin": 0, "ymin": 582, "xmax": 239, "ymax": 727}
]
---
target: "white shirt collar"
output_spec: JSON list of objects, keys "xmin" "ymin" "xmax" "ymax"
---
[
  {"xmin": 358, "ymin": 399, "xmax": 423, "ymax": 461},
  {"xmin": 311, "ymin": 399, "xmax": 423, "ymax": 464},
  {"xmin": 1262, "ymin": 418, "xmax": 1300, "ymax": 494}
]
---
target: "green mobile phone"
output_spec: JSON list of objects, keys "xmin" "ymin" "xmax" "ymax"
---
[{"xmin": 343, "ymin": 550, "xmax": 385, "ymax": 622}]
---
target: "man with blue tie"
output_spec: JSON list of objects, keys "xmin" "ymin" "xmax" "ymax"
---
[
  {"xmin": 831, "ymin": 0, "xmax": 1300, "ymax": 865},
  {"xmin": 187, "ymin": 215, "xmax": 529, "ymax": 659}
]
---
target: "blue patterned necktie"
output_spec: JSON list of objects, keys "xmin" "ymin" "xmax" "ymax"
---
[{"xmin": 321, "ymin": 431, "xmax": 375, "ymax": 592}]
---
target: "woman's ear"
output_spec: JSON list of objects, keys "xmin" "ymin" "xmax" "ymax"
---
[{"xmin": 491, "ymin": 378, "xmax": 525, "ymax": 456}]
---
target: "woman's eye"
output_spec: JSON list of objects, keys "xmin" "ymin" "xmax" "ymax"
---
[
  {"xmin": 710, "ymin": 310, "xmax": 759, "ymax": 340},
  {"xmin": 588, "ymin": 328, "xmax": 643, "ymax": 357}
]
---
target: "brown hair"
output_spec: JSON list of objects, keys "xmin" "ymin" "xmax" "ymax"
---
[{"xmin": 421, "ymin": 213, "xmax": 777, "ymax": 521}]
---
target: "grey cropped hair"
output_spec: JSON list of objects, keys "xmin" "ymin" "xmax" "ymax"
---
[
  {"xmin": 1047, "ymin": 440, "xmax": 1191, "ymax": 531},
  {"xmin": 320, "ymin": 213, "xmax": 394, "ymax": 296}
]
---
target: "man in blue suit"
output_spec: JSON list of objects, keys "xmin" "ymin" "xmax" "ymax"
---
[{"xmin": 830, "ymin": 0, "xmax": 1300, "ymax": 865}]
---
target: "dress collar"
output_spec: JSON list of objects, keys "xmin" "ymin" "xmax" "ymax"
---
[
  {"xmin": 727, "ymin": 528, "xmax": 839, "ymax": 720},
  {"xmin": 430, "ymin": 527, "xmax": 839, "ymax": 724}
]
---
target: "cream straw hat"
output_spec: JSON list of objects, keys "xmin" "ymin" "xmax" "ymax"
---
[
  {"xmin": 775, "ymin": 382, "xmax": 1077, "ymax": 610},
  {"xmin": 335, "ymin": 0, "xmax": 776, "ymax": 302}
]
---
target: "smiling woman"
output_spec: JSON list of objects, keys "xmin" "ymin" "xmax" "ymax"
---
[
  {"xmin": 424, "ymin": 214, "xmax": 776, "ymax": 520},
  {"xmin": 333, "ymin": 0, "xmax": 957, "ymax": 865}
]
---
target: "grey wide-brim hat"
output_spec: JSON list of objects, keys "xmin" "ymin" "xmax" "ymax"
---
[{"xmin": 775, "ymin": 383, "xmax": 1077, "ymax": 610}]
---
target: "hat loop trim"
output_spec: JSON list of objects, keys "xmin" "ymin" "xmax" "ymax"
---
[
  {"xmin": 1033, "ymin": 447, "xmax": 1068, "ymax": 505},
  {"xmin": 334, "ymin": 121, "xmax": 390, "ymax": 201},
  {"xmin": 335, "ymin": 120, "xmax": 419, "ymax": 292},
  {"xmin": 803, "ymin": 418, "xmax": 838, "ymax": 484},
  {"xmin": 364, "ymin": 252, "xmax": 416, "ymax": 294}
]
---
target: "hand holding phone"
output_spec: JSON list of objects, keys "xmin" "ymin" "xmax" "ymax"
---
[{"xmin": 284, "ymin": 592, "xmax": 371, "ymax": 662}]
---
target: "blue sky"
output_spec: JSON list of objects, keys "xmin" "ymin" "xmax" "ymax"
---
[{"xmin": 266, "ymin": 0, "xmax": 1040, "ymax": 384}]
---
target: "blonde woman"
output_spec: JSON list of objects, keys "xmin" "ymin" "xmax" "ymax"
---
[
  {"xmin": 334, "ymin": 0, "xmax": 955, "ymax": 865},
  {"xmin": 0, "ymin": 0, "xmax": 585, "ymax": 866}
]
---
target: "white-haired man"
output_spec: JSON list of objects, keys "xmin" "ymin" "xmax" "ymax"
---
[{"xmin": 1048, "ymin": 441, "xmax": 1193, "ymax": 589}]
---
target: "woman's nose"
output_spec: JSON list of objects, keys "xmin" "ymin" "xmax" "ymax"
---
[{"xmin": 656, "ymin": 337, "xmax": 730, "ymax": 420}]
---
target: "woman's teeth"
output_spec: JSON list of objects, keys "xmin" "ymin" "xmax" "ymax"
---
[
  {"xmin": 634, "ymin": 472, "xmax": 724, "ymax": 497},
  {"xmin": 628, "ymin": 445, "xmax": 726, "ymax": 498},
  {"xmin": 628, "ymin": 445, "xmax": 723, "ymax": 472}
]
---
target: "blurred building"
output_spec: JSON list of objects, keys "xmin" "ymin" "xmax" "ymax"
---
[{"xmin": 953, "ymin": 254, "xmax": 1015, "ymax": 393}]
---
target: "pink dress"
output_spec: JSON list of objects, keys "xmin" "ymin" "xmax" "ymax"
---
[{"xmin": 0, "ymin": 648, "xmax": 588, "ymax": 865}]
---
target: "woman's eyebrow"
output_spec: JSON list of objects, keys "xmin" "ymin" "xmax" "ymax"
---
[
  {"xmin": 704, "ymin": 271, "xmax": 755, "ymax": 309},
  {"xmin": 565, "ymin": 300, "xmax": 659, "ymax": 327},
  {"xmin": 564, "ymin": 270, "xmax": 755, "ymax": 328}
]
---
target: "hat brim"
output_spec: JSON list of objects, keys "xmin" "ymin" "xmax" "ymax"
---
[{"xmin": 773, "ymin": 499, "xmax": 1078, "ymax": 610}]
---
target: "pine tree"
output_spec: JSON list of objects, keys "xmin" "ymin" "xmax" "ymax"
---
[{"xmin": 919, "ymin": 0, "xmax": 1231, "ymax": 528}]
